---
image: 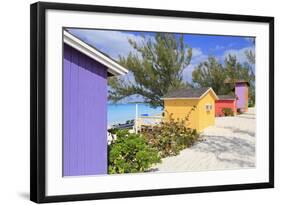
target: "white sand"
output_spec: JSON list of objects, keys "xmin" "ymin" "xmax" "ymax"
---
[{"xmin": 151, "ymin": 108, "xmax": 256, "ymax": 172}]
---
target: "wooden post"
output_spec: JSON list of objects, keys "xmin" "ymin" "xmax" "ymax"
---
[{"xmin": 135, "ymin": 103, "xmax": 138, "ymax": 133}]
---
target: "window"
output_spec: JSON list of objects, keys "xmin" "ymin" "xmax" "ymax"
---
[{"xmin": 205, "ymin": 104, "xmax": 213, "ymax": 111}]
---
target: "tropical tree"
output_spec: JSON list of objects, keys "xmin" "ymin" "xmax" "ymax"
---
[
  {"xmin": 108, "ymin": 33, "xmax": 192, "ymax": 108},
  {"xmin": 244, "ymin": 38, "xmax": 255, "ymax": 75},
  {"xmin": 224, "ymin": 54, "xmax": 255, "ymax": 105},
  {"xmin": 244, "ymin": 39, "xmax": 256, "ymax": 106},
  {"xmin": 192, "ymin": 54, "xmax": 253, "ymax": 96},
  {"xmin": 224, "ymin": 54, "xmax": 252, "ymax": 82},
  {"xmin": 192, "ymin": 56, "xmax": 230, "ymax": 95}
]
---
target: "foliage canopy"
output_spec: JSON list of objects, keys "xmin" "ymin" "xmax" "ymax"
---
[
  {"xmin": 192, "ymin": 54, "xmax": 255, "ymax": 104},
  {"xmin": 108, "ymin": 33, "xmax": 192, "ymax": 108}
]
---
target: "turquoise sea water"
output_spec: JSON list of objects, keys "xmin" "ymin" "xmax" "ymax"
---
[{"xmin": 107, "ymin": 103, "xmax": 162, "ymax": 126}]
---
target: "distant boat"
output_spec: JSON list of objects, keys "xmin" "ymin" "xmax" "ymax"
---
[{"xmin": 110, "ymin": 119, "xmax": 135, "ymax": 129}]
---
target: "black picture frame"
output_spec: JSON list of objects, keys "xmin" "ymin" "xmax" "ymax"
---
[{"xmin": 30, "ymin": 1, "xmax": 274, "ymax": 203}]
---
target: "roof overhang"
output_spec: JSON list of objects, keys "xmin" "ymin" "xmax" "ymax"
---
[
  {"xmin": 162, "ymin": 87, "xmax": 219, "ymax": 101},
  {"xmin": 224, "ymin": 79, "xmax": 250, "ymax": 86},
  {"xmin": 216, "ymin": 99, "xmax": 236, "ymax": 101},
  {"xmin": 217, "ymin": 95, "xmax": 237, "ymax": 101},
  {"xmin": 63, "ymin": 30, "xmax": 128, "ymax": 76}
]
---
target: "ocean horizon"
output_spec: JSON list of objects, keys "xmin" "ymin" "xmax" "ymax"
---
[{"xmin": 107, "ymin": 103, "xmax": 162, "ymax": 126}]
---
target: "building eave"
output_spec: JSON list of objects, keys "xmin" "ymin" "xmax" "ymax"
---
[
  {"xmin": 161, "ymin": 87, "xmax": 219, "ymax": 101},
  {"xmin": 200, "ymin": 87, "xmax": 219, "ymax": 100},
  {"xmin": 63, "ymin": 30, "xmax": 128, "ymax": 76},
  {"xmin": 161, "ymin": 97, "xmax": 200, "ymax": 100},
  {"xmin": 216, "ymin": 99, "xmax": 236, "ymax": 101}
]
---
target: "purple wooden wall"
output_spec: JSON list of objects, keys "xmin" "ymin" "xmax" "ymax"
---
[
  {"xmin": 63, "ymin": 43, "xmax": 108, "ymax": 176},
  {"xmin": 235, "ymin": 83, "xmax": 248, "ymax": 111}
]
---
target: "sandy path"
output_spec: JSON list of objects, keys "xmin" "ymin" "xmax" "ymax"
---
[{"xmin": 151, "ymin": 108, "xmax": 256, "ymax": 172}]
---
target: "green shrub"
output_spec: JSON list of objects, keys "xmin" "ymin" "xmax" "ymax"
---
[
  {"xmin": 108, "ymin": 128, "xmax": 119, "ymax": 134},
  {"xmin": 142, "ymin": 106, "xmax": 199, "ymax": 157},
  {"xmin": 108, "ymin": 130, "xmax": 161, "ymax": 174},
  {"xmin": 222, "ymin": 108, "xmax": 234, "ymax": 116},
  {"xmin": 248, "ymin": 100, "xmax": 255, "ymax": 108},
  {"xmin": 237, "ymin": 108, "xmax": 243, "ymax": 114}
]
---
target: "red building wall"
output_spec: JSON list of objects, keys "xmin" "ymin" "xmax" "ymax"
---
[{"xmin": 215, "ymin": 100, "xmax": 236, "ymax": 117}]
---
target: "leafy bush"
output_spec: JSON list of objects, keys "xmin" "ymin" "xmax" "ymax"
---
[
  {"xmin": 108, "ymin": 129, "xmax": 161, "ymax": 174},
  {"xmin": 142, "ymin": 106, "xmax": 199, "ymax": 157},
  {"xmin": 248, "ymin": 100, "xmax": 255, "ymax": 108},
  {"xmin": 222, "ymin": 108, "xmax": 234, "ymax": 116},
  {"xmin": 237, "ymin": 108, "xmax": 242, "ymax": 114},
  {"xmin": 108, "ymin": 128, "xmax": 119, "ymax": 134}
]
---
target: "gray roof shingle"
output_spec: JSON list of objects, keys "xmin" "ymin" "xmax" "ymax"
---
[
  {"xmin": 163, "ymin": 87, "xmax": 211, "ymax": 99},
  {"xmin": 223, "ymin": 78, "xmax": 250, "ymax": 86},
  {"xmin": 218, "ymin": 94, "xmax": 236, "ymax": 100}
]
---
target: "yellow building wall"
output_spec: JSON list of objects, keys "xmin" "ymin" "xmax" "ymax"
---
[
  {"xmin": 164, "ymin": 99, "xmax": 199, "ymax": 130},
  {"xmin": 163, "ymin": 91, "xmax": 216, "ymax": 132},
  {"xmin": 197, "ymin": 92, "xmax": 216, "ymax": 131}
]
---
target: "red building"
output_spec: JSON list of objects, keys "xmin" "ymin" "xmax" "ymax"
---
[{"xmin": 215, "ymin": 95, "xmax": 237, "ymax": 117}]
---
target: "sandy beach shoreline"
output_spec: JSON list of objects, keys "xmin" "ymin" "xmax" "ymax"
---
[{"xmin": 151, "ymin": 108, "xmax": 256, "ymax": 172}]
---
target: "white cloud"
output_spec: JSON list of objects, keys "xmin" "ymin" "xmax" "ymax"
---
[
  {"xmin": 244, "ymin": 37, "xmax": 255, "ymax": 43},
  {"xmin": 191, "ymin": 48, "xmax": 208, "ymax": 64},
  {"xmin": 67, "ymin": 30, "xmax": 212, "ymax": 83},
  {"xmin": 67, "ymin": 29, "xmax": 144, "ymax": 59},
  {"xmin": 192, "ymin": 47, "xmax": 203, "ymax": 57},
  {"xmin": 223, "ymin": 46, "xmax": 255, "ymax": 64},
  {"xmin": 215, "ymin": 45, "xmax": 224, "ymax": 50},
  {"xmin": 183, "ymin": 48, "xmax": 208, "ymax": 82},
  {"xmin": 183, "ymin": 46, "xmax": 256, "ymax": 83}
]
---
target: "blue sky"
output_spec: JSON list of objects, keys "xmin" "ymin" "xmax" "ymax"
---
[{"xmin": 67, "ymin": 28, "xmax": 255, "ymax": 83}]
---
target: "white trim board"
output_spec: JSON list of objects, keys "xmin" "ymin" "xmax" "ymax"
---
[{"xmin": 63, "ymin": 30, "xmax": 128, "ymax": 76}]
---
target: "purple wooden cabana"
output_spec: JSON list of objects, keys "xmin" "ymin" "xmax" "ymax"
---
[
  {"xmin": 224, "ymin": 79, "xmax": 250, "ymax": 113},
  {"xmin": 234, "ymin": 80, "xmax": 249, "ymax": 112},
  {"xmin": 63, "ymin": 31, "xmax": 128, "ymax": 176}
]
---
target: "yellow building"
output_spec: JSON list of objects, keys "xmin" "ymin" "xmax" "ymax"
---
[{"xmin": 162, "ymin": 87, "xmax": 218, "ymax": 132}]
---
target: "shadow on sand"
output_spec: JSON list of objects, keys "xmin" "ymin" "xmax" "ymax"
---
[
  {"xmin": 219, "ymin": 126, "xmax": 256, "ymax": 137},
  {"xmin": 195, "ymin": 135, "xmax": 255, "ymax": 167}
]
